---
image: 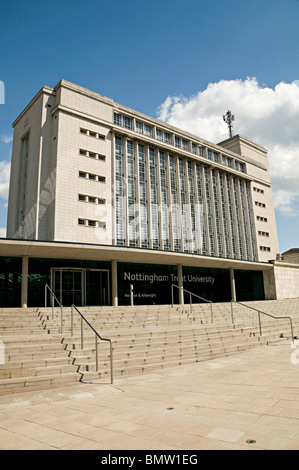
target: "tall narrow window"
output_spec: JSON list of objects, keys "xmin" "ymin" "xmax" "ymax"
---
[
  {"xmin": 138, "ymin": 144, "xmax": 148, "ymax": 248},
  {"xmin": 187, "ymin": 161, "xmax": 198, "ymax": 253},
  {"xmin": 219, "ymin": 173, "xmax": 230, "ymax": 258},
  {"xmin": 233, "ymin": 177, "xmax": 244, "ymax": 260},
  {"xmin": 115, "ymin": 136, "xmax": 125, "ymax": 245},
  {"xmin": 19, "ymin": 133, "xmax": 30, "ymax": 237},
  {"xmin": 204, "ymin": 167, "xmax": 215, "ymax": 256},
  {"xmin": 179, "ymin": 158, "xmax": 190, "ymax": 252},
  {"xmin": 212, "ymin": 170, "xmax": 223, "ymax": 257},
  {"xmin": 226, "ymin": 175, "xmax": 237, "ymax": 259},
  {"xmin": 195, "ymin": 164, "xmax": 206, "ymax": 254},
  {"xmin": 127, "ymin": 140, "xmax": 137, "ymax": 247},
  {"xmin": 149, "ymin": 148, "xmax": 159, "ymax": 249},
  {"xmin": 159, "ymin": 151, "xmax": 170, "ymax": 250},
  {"xmin": 239, "ymin": 180, "xmax": 251, "ymax": 260},
  {"xmin": 246, "ymin": 181, "xmax": 257, "ymax": 261},
  {"xmin": 169, "ymin": 156, "xmax": 180, "ymax": 251}
]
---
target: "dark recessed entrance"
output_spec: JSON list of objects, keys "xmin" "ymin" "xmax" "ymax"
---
[{"xmin": 51, "ymin": 268, "xmax": 110, "ymax": 306}]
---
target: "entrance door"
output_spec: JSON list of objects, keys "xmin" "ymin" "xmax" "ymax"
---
[
  {"xmin": 51, "ymin": 268, "xmax": 110, "ymax": 306},
  {"xmin": 86, "ymin": 270, "xmax": 110, "ymax": 306},
  {"xmin": 52, "ymin": 269, "xmax": 84, "ymax": 306}
]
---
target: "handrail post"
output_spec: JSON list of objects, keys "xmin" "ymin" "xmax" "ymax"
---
[
  {"xmin": 170, "ymin": 284, "xmax": 213, "ymax": 322},
  {"xmin": 71, "ymin": 304, "xmax": 113, "ymax": 384},
  {"xmin": 60, "ymin": 305, "xmax": 63, "ymax": 335},
  {"xmin": 45, "ymin": 284, "xmax": 64, "ymax": 334},
  {"xmin": 81, "ymin": 316, "xmax": 84, "ymax": 349},
  {"xmin": 110, "ymin": 341, "xmax": 113, "ymax": 384},
  {"xmin": 290, "ymin": 318, "xmax": 294, "ymax": 343},
  {"xmin": 235, "ymin": 299, "xmax": 295, "ymax": 344},
  {"xmin": 52, "ymin": 293, "xmax": 54, "ymax": 320},
  {"xmin": 71, "ymin": 304, "xmax": 74, "ymax": 337},
  {"xmin": 95, "ymin": 334, "xmax": 98, "ymax": 371},
  {"xmin": 231, "ymin": 301, "xmax": 234, "ymax": 325},
  {"xmin": 258, "ymin": 311, "xmax": 262, "ymax": 336}
]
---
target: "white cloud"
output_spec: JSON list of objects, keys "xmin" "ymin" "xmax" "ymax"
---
[
  {"xmin": 156, "ymin": 77, "xmax": 299, "ymax": 217},
  {"xmin": 1, "ymin": 135, "xmax": 13, "ymax": 144},
  {"xmin": 273, "ymin": 190, "xmax": 299, "ymax": 217},
  {"xmin": 0, "ymin": 227, "xmax": 6, "ymax": 238},
  {"xmin": 0, "ymin": 160, "xmax": 11, "ymax": 200}
]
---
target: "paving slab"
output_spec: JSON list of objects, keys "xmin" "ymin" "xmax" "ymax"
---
[{"xmin": 0, "ymin": 342, "xmax": 299, "ymax": 450}]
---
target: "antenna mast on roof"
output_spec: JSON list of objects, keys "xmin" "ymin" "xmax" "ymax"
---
[{"xmin": 223, "ymin": 110, "xmax": 235, "ymax": 138}]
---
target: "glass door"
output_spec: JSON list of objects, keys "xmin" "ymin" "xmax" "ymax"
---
[
  {"xmin": 86, "ymin": 269, "xmax": 110, "ymax": 306},
  {"xmin": 51, "ymin": 268, "xmax": 110, "ymax": 306},
  {"xmin": 52, "ymin": 269, "xmax": 84, "ymax": 306}
]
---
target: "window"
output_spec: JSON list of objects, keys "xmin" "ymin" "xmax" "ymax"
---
[
  {"xmin": 257, "ymin": 216, "xmax": 268, "ymax": 222},
  {"xmin": 260, "ymin": 246, "xmax": 271, "ymax": 252},
  {"xmin": 144, "ymin": 124, "xmax": 153, "ymax": 137},
  {"xmin": 79, "ymin": 171, "xmax": 105, "ymax": 182},
  {"xmin": 113, "ymin": 112, "xmax": 132, "ymax": 129},
  {"xmin": 80, "ymin": 127, "xmax": 106, "ymax": 140},
  {"xmin": 79, "ymin": 194, "xmax": 106, "ymax": 205},
  {"xmin": 254, "ymin": 187, "xmax": 265, "ymax": 194},
  {"xmin": 115, "ymin": 136, "xmax": 125, "ymax": 245},
  {"xmin": 136, "ymin": 121, "xmax": 153, "ymax": 138},
  {"xmin": 258, "ymin": 231, "xmax": 270, "ymax": 237},
  {"xmin": 175, "ymin": 136, "xmax": 189, "ymax": 150},
  {"xmin": 208, "ymin": 150, "xmax": 219, "ymax": 163},
  {"xmin": 79, "ymin": 148, "xmax": 106, "ymax": 161},
  {"xmin": 157, "ymin": 129, "xmax": 172, "ymax": 144},
  {"xmin": 79, "ymin": 218, "xmax": 106, "ymax": 228},
  {"xmin": 192, "ymin": 143, "xmax": 205, "ymax": 157},
  {"xmin": 222, "ymin": 155, "xmax": 233, "ymax": 168},
  {"xmin": 235, "ymin": 161, "xmax": 246, "ymax": 173}
]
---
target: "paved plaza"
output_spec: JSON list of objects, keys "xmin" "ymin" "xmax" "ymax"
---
[{"xmin": 0, "ymin": 342, "xmax": 299, "ymax": 450}]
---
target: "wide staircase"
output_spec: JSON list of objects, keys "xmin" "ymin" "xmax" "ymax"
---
[{"xmin": 0, "ymin": 299, "xmax": 299, "ymax": 395}]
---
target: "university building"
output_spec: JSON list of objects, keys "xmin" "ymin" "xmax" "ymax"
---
[{"xmin": 0, "ymin": 79, "xmax": 287, "ymax": 308}]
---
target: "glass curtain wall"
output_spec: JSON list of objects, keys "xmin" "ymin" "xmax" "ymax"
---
[{"xmin": 114, "ymin": 136, "xmax": 257, "ymax": 261}]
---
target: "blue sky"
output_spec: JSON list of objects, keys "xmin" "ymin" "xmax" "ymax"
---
[{"xmin": 0, "ymin": 0, "xmax": 299, "ymax": 252}]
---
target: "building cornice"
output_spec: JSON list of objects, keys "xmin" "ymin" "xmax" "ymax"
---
[
  {"xmin": 12, "ymin": 86, "xmax": 54, "ymax": 127},
  {"xmin": 0, "ymin": 238, "xmax": 273, "ymax": 272}
]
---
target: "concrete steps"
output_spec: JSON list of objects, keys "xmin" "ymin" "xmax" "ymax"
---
[
  {"xmin": 0, "ymin": 299, "xmax": 298, "ymax": 393},
  {"xmin": 0, "ymin": 308, "xmax": 80, "ymax": 395}
]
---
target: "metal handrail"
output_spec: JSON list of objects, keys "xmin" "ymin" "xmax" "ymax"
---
[
  {"xmin": 231, "ymin": 300, "xmax": 295, "ymax": 342},
  {"xmin": 171, "ymin": 284, "xmax": 213, "ymax": 323},
  {"xmin": 45, "ymin": 284, "xmax": 64, "ymax": 333},
  {"xmin": 71, "ymin": 304, "xmax": 113, "ymax": 384}
]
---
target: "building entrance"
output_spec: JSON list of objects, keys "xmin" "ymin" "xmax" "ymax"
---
[{"xmin": 51, "ymin": 268, "xmax": 110, "ymax": 306}]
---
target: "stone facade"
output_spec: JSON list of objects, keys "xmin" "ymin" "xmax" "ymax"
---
[{"xmin": 7, "ymin": 79, "xmax": 279, "ymax": 266}]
